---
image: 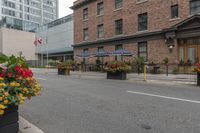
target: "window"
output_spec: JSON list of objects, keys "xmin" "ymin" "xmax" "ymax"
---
[
  {"xmin": 83, "ymin": 8, "xmax": 88, "ymax": 20},
  {"xmin": 179, "ymin": 47, "xmax": 184, "ymax": 63},
  {"xmin": 83, "ymin": 28, "xmax": 89, "ymax": 41},
  {"xmin": 190, "ymin": 0, "xmax": 200, "ymax": 15},
  {"xmin": 97, "ymin": 24, "xmax": 104, "ymax": 38},
  {"xmin": 83, "ymin": 48, "xmax": 88, "ymax": 53},
  {"xmin": 20, "ymin": 13, "xmax": 22, "ymax": 18},
  {"xmin": 137, "ymin": 0, "xmax": 148, "ymax": 3},
  {"xmin": 138, "ymin": 13, "xmax": 148, "ymax": 31},
  {"xmin": 138, "ymin": 42, "xmax": 148, "ymax": 61},
  {"xmin": 20, "ymin": 5, "xmax": 22, "ymax": 10},
  {"xmin": 98, "ymin": 47, "xmax": 104, "ymax": 63},
  {"xmin": 97, "ymin": 2, "xmax": 104, "ymax": 15},
  {"xmin": 115, "ymin": 0, "xmax": 122, "ymax": 9},
  {"xmin": 115, "ymin": 19, "xmax": 123, "ymax": 35},
  {"xmin": 2, "ymin": 8, "xmax": 15, "ymax": 16},
  {"xmin": 2, "ymin": 0, "xmax": 16, "ymax": 8},
  {"xmin": 171, "ymin": 5, "xmax": 179, "ymax": 19},
  {"xmin": 115, "ymin": 44, "xmax": 123, "ymax": 61},
  {"xmin": 188, "ymin": 48, "xmax": 196, "ymax": 64},
  {"xmin": 83, "ymin": 48, "xmax": 88, "ymax": 63}
]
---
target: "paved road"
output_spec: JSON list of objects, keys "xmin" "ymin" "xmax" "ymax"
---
[{"xmin": 20, "ymin": 73, "xmax": 200, "ymax": 133}]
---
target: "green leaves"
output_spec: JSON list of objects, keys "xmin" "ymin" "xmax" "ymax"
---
[
  {"xmin": 7, "ymin": 95, "xmax": 16, "ymax": 104},
  {"xmin": 0, "ymin": 55, "xmax": 28, "ymax": 68},
  {"xmin": 0, "ymin": 54, "xmax": 8, "ymax": 64},
  {"xmin": 163, "ymin": 57, "xmax": 169, "ymax": 65}
]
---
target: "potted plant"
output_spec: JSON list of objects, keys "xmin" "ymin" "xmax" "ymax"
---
[
  {"xmin": 134, "ymin": 57, "xmax": 145, "ymax": 74},
  {"xmin": 104, "ymin": 61, "xmax": 131, "ymax": 80},
  {"xmin": 193, "ymin": 63, "xmax": 200, "ymax": 86},
  {"xmin": 0, "ymin": 55, "xmax": 42, "ymax": 133},
  {"xmin": 57, "ymin": 60, "xmax": 74, "ymax": 75},
  {"xmin": 163, "ymin": 57, "xmax": 169, "ymax": 76}
]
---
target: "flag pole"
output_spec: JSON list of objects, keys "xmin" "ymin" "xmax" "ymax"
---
[{"xmin": 46, "ymin": 32, "xmax": 49, "ymax": 67}]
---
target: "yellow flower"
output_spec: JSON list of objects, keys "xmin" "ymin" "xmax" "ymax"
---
[
  {"xmin": 4, "ymin": 92, "xmax": 9, "ymax": 97},
  {"xmin": 10, "ymin": 82, "xmax": 20, "ymax": 87},
  {"xmin": 23, "ymin": 88, "xmax": 28, "ymax": 93},
  {"xmin": 3, "ymin": 100, "xmax": 8, "ymax": 104},
  {"xmin": 0, "ymin": 104, "xmax": 5, "ymax": 109},
  {"xmin": 10, "ymin": 82, "xmax": 16, "ymax": 87},
  {"xmin": 15, "ymin": 83, "xmax": 20, "ymax": 87},
  {"xmin": 20, "ymin": 100, "xmax": 24, "ymax": 104},
  {"xmin": 0, "ymin": 83, "xmax": 6, "ymax": 87},
  {"xmin": 0, "ymin": 97, "xmax": 3, "ymax": 101},
  {"xmin": 0, "ymin": 77, "xmax": 4, "ymax": 81},
  {"xmin": 0, "ymin": 110, "xmax": 4, "ymax": 115}
]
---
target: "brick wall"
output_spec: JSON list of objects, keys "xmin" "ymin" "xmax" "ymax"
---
[
  {"xmin": 73, "ymin": 0, "xmax": 190, "ymax": 44},
  {"xmin": 74, "ymin": 39, "xmax": 178, "ymax": 64},
  {"xmin": 72, "ymin": 0, "xmax": 193, "ymax": 72}
]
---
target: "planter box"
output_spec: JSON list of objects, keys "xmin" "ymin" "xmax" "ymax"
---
[
  {"xmin": 107, "ymin": 71, "xmax": 127, "ymax": 80},
  {"xmin": 57, "ymin": 69, "xmax": 66, "ymax": 75},
  {"xmin": 197, "ymin": 72, "xmax": 200, "ymax": 86},
  {"xmin": 57, "ymin": 69, "xmax": 71, "ymax": 75},
  {"xmin": 0, "ymin": 105, "xmax": 19, "ymax": 133}
]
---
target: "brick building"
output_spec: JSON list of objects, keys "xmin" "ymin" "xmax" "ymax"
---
[{"xmin": 71, "ymin": 0, "xmax": 200, "ymax": 72}]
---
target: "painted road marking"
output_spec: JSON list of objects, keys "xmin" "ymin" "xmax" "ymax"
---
[{"xmin": 127, "ymin": 91, "xmax": 200, "ymax": 104}]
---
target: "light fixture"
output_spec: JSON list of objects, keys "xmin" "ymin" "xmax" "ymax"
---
[{"xmin": 169, "ymin": 45, "xmax": 174, "ymax": 49}]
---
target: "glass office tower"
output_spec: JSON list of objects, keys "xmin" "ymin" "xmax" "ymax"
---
[{"xmin": 0, "ymin": 0, "xmax": 58, "ymax": 31}]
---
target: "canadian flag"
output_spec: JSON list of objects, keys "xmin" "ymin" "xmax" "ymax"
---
[{"xmin": 34, "ymin": 37, "xmax": 43, "ymax": 46}]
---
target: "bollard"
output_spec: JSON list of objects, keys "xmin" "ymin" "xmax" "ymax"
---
[{"xmin": 144, "ymin": 65, "xmax": 147, "ymax": 81}]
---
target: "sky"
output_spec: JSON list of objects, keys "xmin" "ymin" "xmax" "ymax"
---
[{"xmin": 59, "ymin": 0, "xmax": 76, "ymax": 18}]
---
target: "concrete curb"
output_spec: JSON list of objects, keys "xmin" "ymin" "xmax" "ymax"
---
[{"xmin": 19, "ymin": 116, "xmax": 45, "ymax": 133}]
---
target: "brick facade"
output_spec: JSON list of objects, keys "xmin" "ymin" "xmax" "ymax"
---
[
  {"xmin": 73, "ymin": 0, "xmax": 190, "ymax": 43},
  {"xmin": 72, "ymin": 0, "xmax": 200, "ymax": 72}
]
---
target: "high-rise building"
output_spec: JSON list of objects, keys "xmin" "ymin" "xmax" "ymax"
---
[{"xmin": 0, "ymin": 0, "xmax": 58, "ymax": 32}]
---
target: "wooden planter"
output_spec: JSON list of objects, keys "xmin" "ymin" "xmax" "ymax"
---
[
  {"xmin": 0, "ymin": 105, "xmax": 19, "ymax": 133},
  {"xmin": 197, "ymin": 72, "xmax": 200, "ymax": 86},
  {"xmin": 58, "ymin": 69, "xmax": 71, "ymax": 75},
  {"xmin": 57, "ymin": 68, "xmax": 66, "ymax": 75},
  {"xmin": 107, "ymin": 71, "xmax": 127, "ymax": 80},
  {"xmin": 66, "ymin": 69, "xmax": 70, "ymax": 75}
]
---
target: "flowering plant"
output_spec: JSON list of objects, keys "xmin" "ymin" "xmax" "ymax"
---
[
  {"xmin": 56, "ymin": 60, "xmax": 75, "ymax": 70},
  {"xmin": 0, "ymin": 55, "xmax": 42, "ymax": 116},
  {"xmin": 104, "ymin": 61, "xmax": 131, "ymax": 73},
  {"xmin": 193, "ymin": 63, "xmax": 200, "ymax": 72}
]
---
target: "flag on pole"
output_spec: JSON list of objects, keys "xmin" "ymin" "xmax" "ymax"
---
[{"xmin": 34, "ymin": 37, "xmax": 43, "ymax": 46}]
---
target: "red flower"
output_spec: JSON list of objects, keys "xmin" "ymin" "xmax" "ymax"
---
[{"xmin": 15, "ymin": 66, "xmax": 33, "ymax": 78}]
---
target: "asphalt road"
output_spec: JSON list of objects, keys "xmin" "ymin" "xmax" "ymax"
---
[{"xmin": 20, "ymin": 73, "xmax": 200, "ymax": 133}]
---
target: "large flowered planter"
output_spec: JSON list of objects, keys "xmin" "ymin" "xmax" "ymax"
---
[
  {"xmin": 0, "ymin": 105, "xmax": 18, "ymax": 133},
  {"xmin": 104, "ymin": 61, "xmax": 131, "ymax": 80},
  {"xmin": 57, "ymin": 60, "xmax": 74, "ymax": 75},
  {"xmin": 57, "ymin": 68, "xmax": 67, "ymax": 75},
  {"xmin": 197, "ymin": 72, "xmax": 200, "ymax": 86},
  {"xmin": 107, "ymin": 71, "xmax": 127, "ymax": 80},
  {"xmin": 193, "ymin": 63, "xmax": 200, "ymax": 86},
  {"xmin": 0, "ymin": 55, "xmax": 42, "ymax": 133}
]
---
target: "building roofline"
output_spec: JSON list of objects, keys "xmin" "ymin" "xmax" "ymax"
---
[
  {"xmin": 72, "ymin": 30, "xmax": 163, "ymax": 48},
  {"xmin": 164, "ymin": 14, "xmax": 200, "ymax": 32},
  {"xmin": 70, "ymin": 0, "xmax": 96, "ymax": 10}
]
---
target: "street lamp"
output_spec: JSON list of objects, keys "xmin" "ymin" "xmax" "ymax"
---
[{"xmin": 165, "ymin": 37, "xmax": 175, "ymax": 52}]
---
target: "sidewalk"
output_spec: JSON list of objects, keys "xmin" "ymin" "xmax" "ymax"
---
[
  {"xmin": 19, "ymin": 116, "xmax": 44, "ymax": 133},
  {"xmin": 31, "ymin": 68, "xmax": 197, "ymax": 86}
]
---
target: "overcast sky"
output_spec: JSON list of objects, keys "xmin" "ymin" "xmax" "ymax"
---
[{"xmin": 59, "ymin": 0, "xmax": 76, "ymax": 18}]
